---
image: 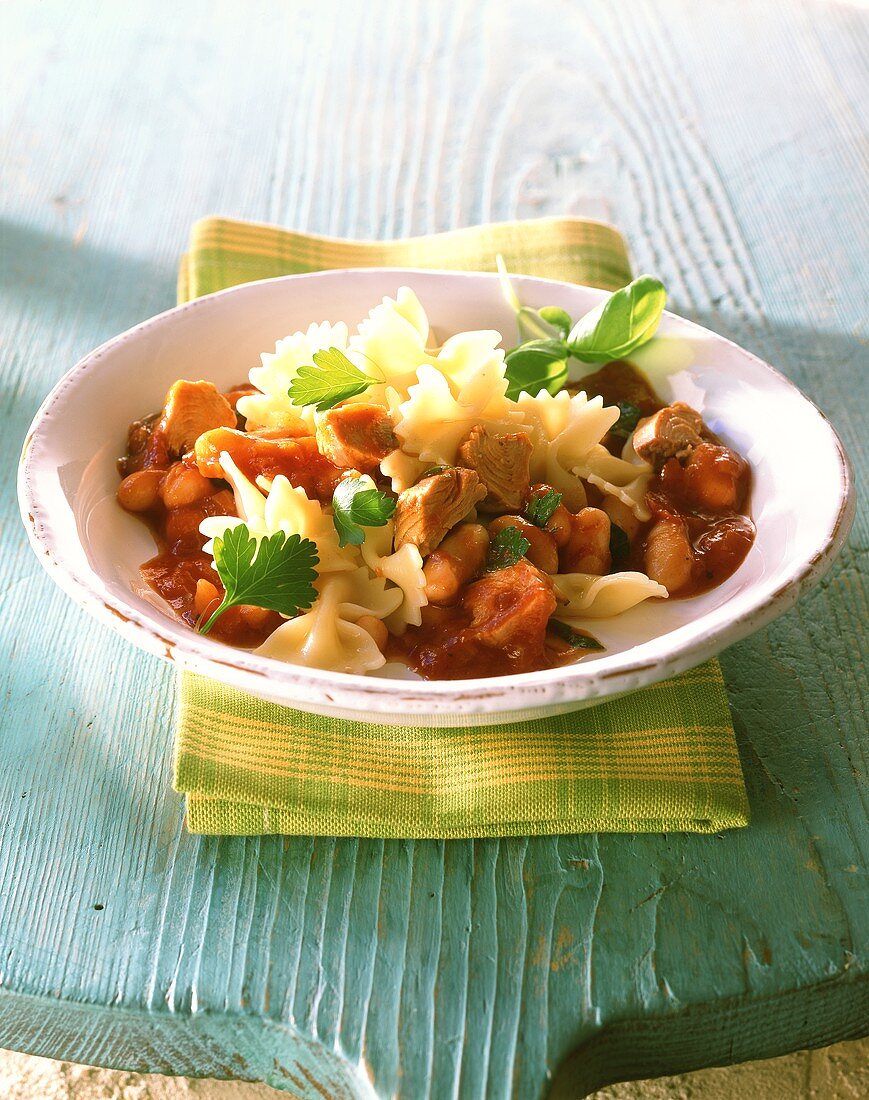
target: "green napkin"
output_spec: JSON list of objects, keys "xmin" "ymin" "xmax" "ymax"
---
[{"xmin": 173, "ymin": 215, "xmax": 749, "ymax": 837}]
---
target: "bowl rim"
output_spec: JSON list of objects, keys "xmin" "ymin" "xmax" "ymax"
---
[{"xmin": 18, "ymin": 267, "xmax": 856, "ymax": 714}]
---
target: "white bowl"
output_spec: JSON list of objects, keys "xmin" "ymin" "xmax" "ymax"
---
[{"xmin": 18, "ymin": 269, "xmax": 854, "ymax": 726}]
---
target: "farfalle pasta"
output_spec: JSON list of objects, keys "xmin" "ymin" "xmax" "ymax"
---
[{"xmin": 117, "ymin": 285, "xmax": 755, "ymax": 680}]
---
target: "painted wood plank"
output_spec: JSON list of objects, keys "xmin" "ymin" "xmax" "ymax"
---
[{"xmin": 0, "ymin": 1, "xmax": 866, "ymax": 1097}]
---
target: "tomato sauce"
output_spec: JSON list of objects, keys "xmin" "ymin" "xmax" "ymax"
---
[
  {"xmin": 578, "ymin": 360, "xmax": 663, "ymax": 418},
  {"xmin": 196, "ymin": 430, "xmax": 343, "ymax": 502},
  {"xmin": 142, "ymin": 549, "xmax": 282, "ymax": 647},
  {"xmin": 388, "ymin": 606, "xmax": 602, "ymax": 681}
]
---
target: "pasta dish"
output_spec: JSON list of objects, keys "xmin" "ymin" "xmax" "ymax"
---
[{"xmin": 116, "ymin": 282, "xmax": 755, "ymax": 679}]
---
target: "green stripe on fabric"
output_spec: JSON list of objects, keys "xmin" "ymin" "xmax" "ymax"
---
[{"xmin": 172, "ymin": 214, "xmax": 749, "ymax": 837}]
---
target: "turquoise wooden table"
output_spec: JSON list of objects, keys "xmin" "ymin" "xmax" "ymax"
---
[{"xmin": 2, "ymin": 2, "xmax": 867, "ymax": 1096}]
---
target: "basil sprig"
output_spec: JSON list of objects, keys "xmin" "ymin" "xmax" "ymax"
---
[{"xmin": 498, "ymin": 262, "xmax": 666, "ymax": 401}]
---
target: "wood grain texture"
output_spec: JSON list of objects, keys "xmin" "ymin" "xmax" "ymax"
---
[{"xmin": 1, "ymin": 1, "xmax": 866, "ymax": 1097}]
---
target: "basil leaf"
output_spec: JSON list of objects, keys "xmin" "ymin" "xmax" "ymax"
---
[
  {"xmin": 548, "ymin": 619, "xmax": 605, "ymax": 650},
  {"xmin": 485, "ymin": 526, "xmax": 531, "ymax": 571},
  {"xmin": 538, "ymin": 306, "xmax": 573, "ymax": 337},
  {"xmin": 525, "ymin": 488, "xmax": 562, "ymax": 528},
  {"xmin": 199, "ymin": 525, "xmax": 319, "ymax": 635},
  {"xmin": 609, "ymin": 524, "xmax": 630, "ymax": 568},
  {"xmin": 567, "ymin": 275, "xmax": 666, "ymax": 364},
  {"xmin": 504, "ymin": 339, "xmax": 569, "ymax": 401},
  {"xmin": 332, "ymin": 477, "xmax": 396, "ymax": 547},
  {"xmin": 610, "ymin": 400, "xmax": 642, "ymax": 438}
]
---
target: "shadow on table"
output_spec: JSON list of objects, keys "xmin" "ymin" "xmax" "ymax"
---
[{"xmin": 1, "ymin": 217, "xmax": 175, "ymax": 333}]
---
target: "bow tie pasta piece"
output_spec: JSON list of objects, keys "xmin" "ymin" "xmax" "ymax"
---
[
  {"xmin": 576, "ymin": 446, "xmax": 653, "ymax": 522},
  {"xmin": 237, "ymin": 320, "xmax": 348, "ymax": 429},
  {"xmin": 380, "ymin": 447, "xmax": 429, "ymax": 494},
  {"xmin": 516, "ymin": 390, "xmax": 621, "ymax": 510},
  {"xmin": 216, "ymin": 451, "xmax": 268, "ymax": 525},
  {"xmin": 263, "ymin": 476, "xmax": 356, "ymax": 574},
  {"xmin": 347, "ymin": 287, "xmax": 438, "ymax": 403},
  {"xmin": 395, "ymin": 364, "xmax": 524, "ymax": 468},
  {"xmin": 256, "ymin": 568, "xmax": 402, "ymax": 674},
  {"xmin": 199, "ymin": 458, "xmax": 355, "ymax": 575},
  {"xmin": 434, "ymin": 329, "xmax": 505, "ymax": 392},
  {"xmin": 553, "ymin": 572, "xmax": 667, "ymax": 619},
  {"xmin": 361, "ymin": 522, "xmax": 427, "ymax": 630}
]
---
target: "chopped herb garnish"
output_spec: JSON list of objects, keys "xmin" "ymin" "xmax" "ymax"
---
[
  {"xmin": 610, "ymin": 400, "xmax": 642, "ymax": 438},
  {"xmin": 331, "ymin": 477, "xmax": 396, "ymax": 547},
  {"xmin": 548, "ymin": 619, "xmax": 605, "ymax": 650},
  {"xmin": 421, "ymin": 465, "xmax": 449, "ymax": 479},
  {"xmin": 504, "ymin": 339, "xmax": 569, "ymax": 401},
  {"xmin": 525, "ymin": 488, "xmax": 562, "ymax": 528},
  {"xmin": 609, "ymin": 523, "xmax": 631, "ymax": 568},
  {"xmin": 485, "ymin": 525, "xmax": 531, "ymax": 571},
  {"xmin": 287, "ymin": 347, "xmax": 377, "ymax": 411},
  {"xmin": 199, "ymin": 524, "xmax": 319, "ymax": 635}
]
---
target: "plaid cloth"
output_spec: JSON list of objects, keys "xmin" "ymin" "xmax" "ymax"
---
[{"xmin": 173, "ymin": 215, "xmax": 749, "ymax": 837}]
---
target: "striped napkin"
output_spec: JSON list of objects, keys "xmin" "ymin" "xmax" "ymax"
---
[{"xmin": 173, "ymin": 215, "xmax": 749, "ymax": 837}]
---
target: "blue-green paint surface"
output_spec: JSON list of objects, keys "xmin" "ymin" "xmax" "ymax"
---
[{"xmin": 1, "ymin": 2, "xmax": 866, "ymax": 1097}]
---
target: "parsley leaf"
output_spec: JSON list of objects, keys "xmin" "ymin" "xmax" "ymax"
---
[
  {"xmin": 525, "ymin": 488, "xmax": 562, "ymax": 528},
  {"xmin": 332, "ymin": 477, "xmax": 396, "ymax": 547},
  {"xmin": 485, "ymin": 525, "xmax": 531, "ymax": 571},
  {"xmin": 609, "ymin": 523, "xmax": 631, "ymax": 568},
  {"xmin": 504, "ymin": 339, "xmax": 569, "ymax": 401},
  {"xmin": 548, "ymin": 619, "xmax": 605, "ymax": 650},
  {"xmin": 199, "ymin": 524, "xmax": 319, "ymax": 635},
  {"xmin": 610, "ymin": 401, "xmax": 642, "ymax": 438},
  {"xmin": 287, "ymin": 347, "xmax": 377, "ymax": 411}
]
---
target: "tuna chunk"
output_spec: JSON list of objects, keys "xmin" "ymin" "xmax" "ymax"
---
[
  {"xmin": 462, "ymin": 559, "xmax": 556, "ymax": 650},
  {"xmin": 394, "ymin": 468, "xmax": 486, "ymax": 557},
  {"xmin": 159, "ymin": 380, "xmax": 236, "ymax": 456},
  {"xmin": 632, "ymin": 402, "xmax": 706, "ymax": 469},
  {"xmin": 457, "ymin": 425, "xmax": 532, "ymax": 513},
  {"xmin": 315, "ymin": 403, "xmax": 398, "ymax": 471}
]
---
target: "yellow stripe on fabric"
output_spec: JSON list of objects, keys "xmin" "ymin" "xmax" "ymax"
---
[
  {"xmin": 172, "ymin": 215, "xmax": 750, "ymax": 837},
  {"xmin": 178, "ymin": 737, "xmax": 741, "ymax": 789},
  {"xmin": 181, "ymin": 703, "xmax": 735, "ymax": 758},
  {"xmin": 178, "ymin": 712, "xmax": 740, "ymax": 779},
  {"xmin": 179, "ymin": 734, "xmax": 742, "ymax": 785}
]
